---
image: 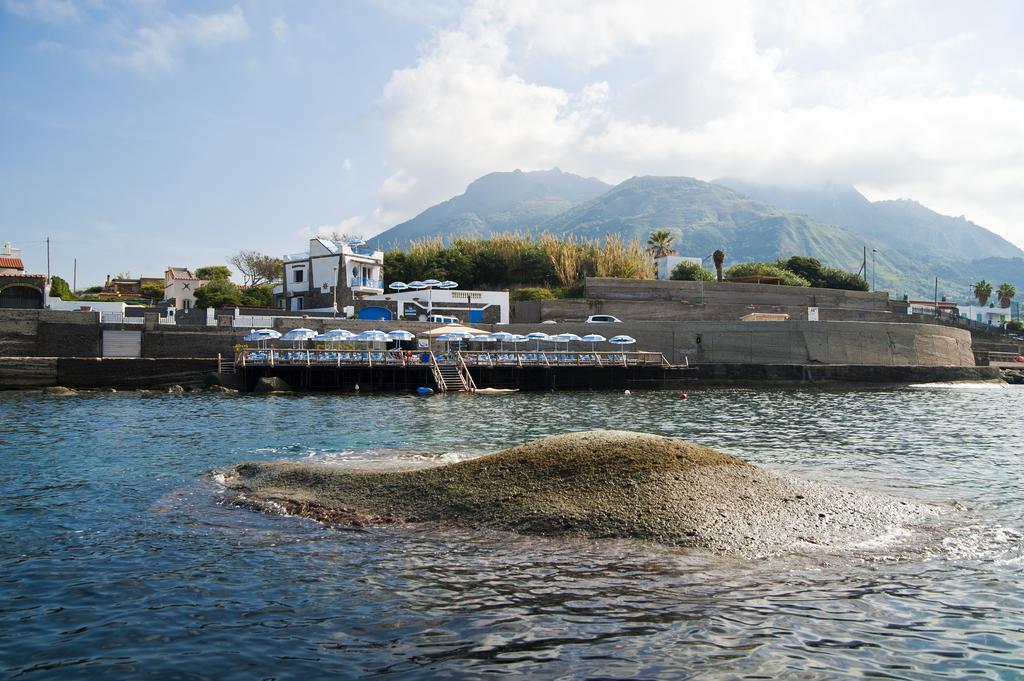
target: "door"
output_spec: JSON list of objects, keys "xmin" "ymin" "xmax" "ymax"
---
[
  {"xmin": 469, "ymin": 309, "xmax": 483, "ymax": 323},
  {"xmin": 102, "ymin": 330, "xmax": 142, "ymax": 358}
]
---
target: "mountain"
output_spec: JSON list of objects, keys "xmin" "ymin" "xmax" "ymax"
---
[
  {"xmin": 540, "ymin": 176, "xmax": 871, "ymax": 269},
  {"xmin": 376, "ymin": 168, "xmax": 1022, "ymax": 298},
  {"xmin": 715, "ymin": 179, "xmax": 1024, "ymax": 262},
  {"xmin": 373, "ymin": 168, "xmax": 611, "ymax": 248}
]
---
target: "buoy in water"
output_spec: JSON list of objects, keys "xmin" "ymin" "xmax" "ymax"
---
[
  {"xmin": 354, "ymin": 383, "xmax": 360, "ymax": 392},
  {"xmin": 416, "ymin": 387, "xmax": 434, "ymax": 396},
  {"xmin": 679, "ymin": 391, "xmax": 688, "ymax": 400},
  {"xmin": 623, "ymin": 389, "xmax": 631, "ymax": 395}
]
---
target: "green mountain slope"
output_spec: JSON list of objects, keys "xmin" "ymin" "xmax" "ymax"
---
[
  {"xmin": 715, "ymin": 178, "xmax": 1024, "ymax": 298},
  {"xmin": 373, "ymin": 168, "xmax": 610, "ymax": 248},
  {"xmin": 541, "ymin": 175, "xmax": 874, "ymax": 269},
  {"xmin": 716, "ymin": 178, "xmax": 1023, "ymax": 262}
]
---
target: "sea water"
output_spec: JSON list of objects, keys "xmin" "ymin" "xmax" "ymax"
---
[{"xmin": 1, "ymin": 386, "xmax": 1022, "ymax": 679}]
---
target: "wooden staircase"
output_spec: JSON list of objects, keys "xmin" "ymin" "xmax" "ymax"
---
[
  {"xmin": 430, "ymin": 354, "xmax": 476, "ymax": 392},
  {"xmin": 217, "ymin": 353, "xmax": 235, "ymax": 374}
]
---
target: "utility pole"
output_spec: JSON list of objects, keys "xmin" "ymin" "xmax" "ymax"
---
[
  {"xmin": 73, "ymin": 258, "xmax": 77, "ymax": 294},
  {"xmin": 872, "ymin": 249, "xmax": 877, "ymax": 292},
  {"xmin": 46, "ymin": 237, "xmax": 51, "ymax": 284},
  {"xmin": 934, "ymin": 277, "xmax": 939, "ymax": 318}
]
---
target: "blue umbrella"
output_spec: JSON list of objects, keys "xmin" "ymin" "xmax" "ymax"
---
[
  {"xmin": 408, "ymin": 280, "xmax": 427, "ymax": 290},
  {"xmin": 421, "ymin": 279, "xmax": 442, "ymax": 287},
  {"xmin": 438, "ymin": 280, "xmax": 458, "ymax": 289},
  {"xmin": 388, "ymin": 281, "xmax": 409, "ymax": 291},
  {"xmin": 581, "ymin": 333, "xmax": 606, "ymax": 351}
]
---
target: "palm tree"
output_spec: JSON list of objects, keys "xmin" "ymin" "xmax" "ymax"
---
[
  {"xmin": 997, "ymin": 282, "xmax": 1016, "ymax": 308},
  {"xmin": 973, "ymin": 280, "xmax": 993, "ymax": 306},
  {"xmin": 646, "ymin": 230, "xmax": 676, "ymax": 258},
  {"xmin": 713, "ymin": 249, "xmax": 725, "ymax": 282}
]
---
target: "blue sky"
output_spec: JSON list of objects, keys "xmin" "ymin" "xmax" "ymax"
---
[{"xmin": 4, "ymin": 0, "xmax": 1024, "ymax": 287}]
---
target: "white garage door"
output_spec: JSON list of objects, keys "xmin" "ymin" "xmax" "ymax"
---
[{"xmin": 102, "ymin": 330, "xmax": 142, "ymax": 358}]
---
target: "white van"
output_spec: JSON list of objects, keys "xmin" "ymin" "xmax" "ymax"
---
[{"xmin": 427, "ymin": 315, "xmax": 460, "ymax": 324}]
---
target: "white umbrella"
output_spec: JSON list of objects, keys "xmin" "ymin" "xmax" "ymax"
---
[
  {"xmin": 281, "ymin": 327, "xmax": 317, "ymax": 348},
  {"xmin": 550, "ymin": 332, "xmax": 582, "ymax": 352},
  {"xmin": 354, "ymin": 329, "xmax": 387, "ymax": 342},
  {"xmin": 581, "ymin": 333, "xmax": 606, "ymax": 351},
  {"xmin": 315, "ymin": 328, "xmax": 354, "ymax": 341},
  {"xmin": 526, "ymin": 331, "xmax": 549, "ymax": 351},
  {"xmin": 438, "ymin": 280, "xmax": 458, "ymax": 289},
  {"xmin": 489, "ymin": 331, "xmax": 515, "ymax": 351},
  {"xmin": 386, "ymin": 330, "xmax": 415, "ymax": 341},
  {"xmin": 609, "ymin": 335, "xmax": 636, "ymax": 346},
  {"xmin": 408, "ymin": 280, "xmax": 427, "ymax": 290},
  {"xmin": 244, "ymin": 328, "xmax": 281, "ymax": 349},
  {"xmin": 421, "ymin": 279, "xmax": 442, "ymax": 287},
  {"xmin": 388, "ymin": 281, "xmax": 409, "ymax": 291}
]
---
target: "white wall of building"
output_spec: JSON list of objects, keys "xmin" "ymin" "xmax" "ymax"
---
[
  {"xmin": 958, "ymin": 304, "xmax": 1011, "ymax": 325},
  {"xmin": 46, "ymin": 297, "xmax": 128, "ymax": 313}
]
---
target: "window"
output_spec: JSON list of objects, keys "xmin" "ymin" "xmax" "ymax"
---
[{"xmin": 294, "ymin": 268, "xmax": 304, "ymax": 283}]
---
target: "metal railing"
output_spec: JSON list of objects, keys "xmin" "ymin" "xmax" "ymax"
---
[
  {"xmin": 234, "ymin": 348, "xmax": 678, "ymax": 369},
  {"xmin": 350, "ymin": 277, "xmax": 383, "ymax": 289}
]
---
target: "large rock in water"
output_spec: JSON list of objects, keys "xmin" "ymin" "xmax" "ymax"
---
[{"xmin": 221, "ymin": 430, "xmax": 937, "ymax": 555}]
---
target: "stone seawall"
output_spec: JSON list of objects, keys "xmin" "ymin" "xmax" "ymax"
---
[
  {"xmin": 0, "ymin": 357, "xmax": 216, "ymax": 389},
  {"xmin": 0, "ymin": 310, "xmax": 977, "ymax": 370}
]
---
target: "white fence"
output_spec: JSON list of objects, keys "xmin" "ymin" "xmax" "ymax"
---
[{"xmin": 233, "ymin": 315, "xmax": 274, "ymax": 328}]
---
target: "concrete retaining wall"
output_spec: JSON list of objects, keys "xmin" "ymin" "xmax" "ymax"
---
[
  {"xmin": 500, "ymin": 320, "xmax": 976, "ymax": 367},
  {"xmin": 584, "ymin": 277, "xmax": 891, "ymax": 309}
]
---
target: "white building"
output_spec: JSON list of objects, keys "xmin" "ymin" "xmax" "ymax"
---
[
  {"xmin": 277, "ymin": 238, "xmax": 384, "ymax": 312},
  {"xmin": 363, "ymin": 288, "xmax": 510, "ymax": 324},
  {"xmin": 957, "ymin": 303, "xmax": 1012, "ymax": 326},
  {"xmin": 165, "ymin": 267, "xmax": 208, "ymax": 310},
  {"xmin": 653, "ymin": 255, "xmax": 702, "ymax": 280}
]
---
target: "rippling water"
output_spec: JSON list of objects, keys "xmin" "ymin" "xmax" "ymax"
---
[{"xmin": 2, "ymin": 386, "xmax": 1022, "ymax": 679}]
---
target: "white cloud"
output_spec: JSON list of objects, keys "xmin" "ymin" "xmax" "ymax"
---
[
  {"xmin": 369, "ymin": 0, "xmax": 1024, "ymax": 248},
  {"xmin": 111, "ymin": 5, "xmax": 250, "ymax": 72}
]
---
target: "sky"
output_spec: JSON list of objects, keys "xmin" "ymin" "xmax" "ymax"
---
[{"xmin": 3, "ymin": 0, "xmax": 1024, "ymax": 287}]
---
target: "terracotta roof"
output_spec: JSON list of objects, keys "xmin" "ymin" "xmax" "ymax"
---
[
  {"xmin": 0, "ymin": 257, "xmax": 24, "ymax": 269},
  {"xmin": 0, "ymin": 273, "xmax": 45, "ymax": 278},
  {"xmin": 166, "ymin": 267, "xmax": 198, "ymax": 280}
]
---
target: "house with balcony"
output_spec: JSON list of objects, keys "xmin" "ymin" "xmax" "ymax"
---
[{"xmin": 275, "ymin": 238, "xmax": 384, "ymax": 312}]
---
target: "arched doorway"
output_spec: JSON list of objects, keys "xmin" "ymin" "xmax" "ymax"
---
[
  {"xmin": 0, "ymin": 284, "xmax": 43, "ymax": 309},
  {"xmin": 357, "ymin": 306, "xmax": 393, "ymax": 321}
]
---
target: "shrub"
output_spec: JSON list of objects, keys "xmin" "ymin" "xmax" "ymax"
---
[
  {"xmin": 670, "ymin": 261, "xmax": 715, "ymax": 281},
  {"xmin": 778, "ymin": 256, "xmax": 823, "ymax": 284},
  {"xmin": 512, "ymin": 287, "xmax": 556, "ymax": 301},
  {"xmin": 1007, "ymin": 320, "xmax": 1024, "ymax": 332},
  {"xmin": 196, "ymin": 265, "xmax": 232, "ymax": 282},
  {"xmin": 725, "ymin": 262, "xmax": 811, "ymax": 287},
  {"xmin": 818, "ymin": 267, "xmax": 869, "ymax": 291},
  {"xmin": 49, "ymin": 275, "xmax": 74, "ymax": 300}
]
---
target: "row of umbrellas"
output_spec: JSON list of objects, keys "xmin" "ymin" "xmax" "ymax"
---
[
  {"xmin": 244, "ymin": 327, "xmax": 637, "ymax": 350},
  {"xmin": 388, "ymin": 279, "xmax": 458, "ymax": 292}
]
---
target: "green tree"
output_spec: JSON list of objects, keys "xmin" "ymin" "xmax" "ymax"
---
[
  {"xmin": 779, "ymin": 256, "xmax": 823, "ymax": 285},
  {"xmin": 196, "ymin": 265, "xmax": 232, "ymax": 282},
  {"xmin": 818, "ymin": 267, "xmax": 869, "ymax": 291},
  {"xmin": 973, "ymin": 280, "xmax": 993, "ymax": 306},
  {"xmin": 997, "ymin": 282, "xmax": 1016, "ymax": 308},
  {"xmin": 194, "ymin": 280, "xmax": 241, "ymax": 308},
  {"xmin": 49, "ymin": 275, "xmax": 74, "ymax": 300},
  {"xmin": 239, "ymin": 284, "xmax": 274, "ymax": 307},
  {"xmin": 646, "ymin": 230, "xmax": 675, "ymax": 258},
  {"xmin": 670, "ymin": 261, "xmax": 714, "ymax": 281},
  {"xmin": 140, "ymin": 282, "xmax": 165, "ymax": 301}
]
